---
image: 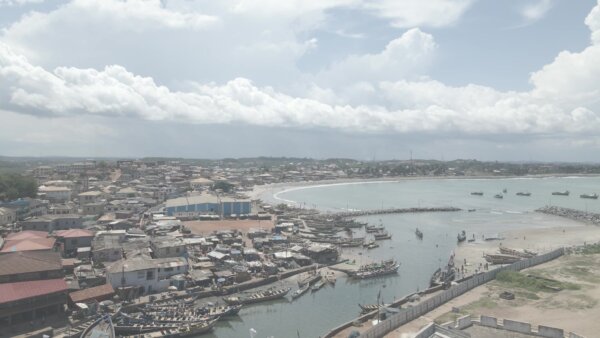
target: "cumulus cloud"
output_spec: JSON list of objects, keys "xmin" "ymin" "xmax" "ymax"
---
[
  {"xmin": 315, "ymin": 28, "xmax": 436, "ymax": 87},
  {"xmin": 1, "ymin": 30, "xmax": 600, "ymax": 137},
  {"xmin": 361, "ymin": 0, "xmax": 475, "ymax": 28}
]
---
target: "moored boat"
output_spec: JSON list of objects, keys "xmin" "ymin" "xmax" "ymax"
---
[
  {"xmin": 291, "ymin": 284, "xmax": 310, "ymax": 299},
  {"xmin": 358, "ymin": 303, "xmax": 390, "ymax": 314},
  {"xmin": 311, "ymin": 278, "xmax": 326, "ymax": 292},
  {"xmin": 373, "ymin": 231, "xmax": 392, "ymax": 240},
  {"xmin": 470, "ymin": 192, "xmax": 484, "ymax": 196},
  {"xmin": 499, "ymin": 246, "xmax": 537, "ymax": 258},
  {"xmin": 222, "ymin": 287, "xmax": 291, "ymax": 305},
  {"xmin": 516, "ymin": 192, "xmax": 531, "ymax": 196},
  {"xmin": 494, "ymin": 194, "xmax": 503, "ymax": 199},
  {"xmin": 81, "ymin": 315, "xmax": 115, "ymax": 338},
  {"xmin": 552, "ymin": 190, "xmax": 569, "ymax": 196},
  {"xmin": 580, "ymin": 193, "xmax": 599, "ymax": 199}
]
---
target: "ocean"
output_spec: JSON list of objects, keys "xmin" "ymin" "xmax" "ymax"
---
[{"xmin": 206, "ymin": 176, "xmax": 600, "ymax": 338}]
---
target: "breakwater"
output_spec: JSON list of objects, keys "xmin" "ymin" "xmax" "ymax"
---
[
  {"xmin": 332, "ymin": 207, "xmax": 461, "ymax": 218},
  {"xmin": 536, "ymin": 206, "xmax": 600, "ymax": 225}
]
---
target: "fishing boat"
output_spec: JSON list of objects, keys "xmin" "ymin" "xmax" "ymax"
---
[
  {"xmin": 484, "ymin": 253, "xmax": 521, "ymax": 265},
  {"xmin": 291, "ymin": 284, "xmax": 310, "ymax": 299},
  {"xmin": 494, "ymin": 194, "xmax": 503, "ymax": 199},
  {"xmin": 353, "ymin": 260, "xmax": 400, "ymax": 279},
  {"xmin": 470, "ymin": 192, "xmax": 484, "ymax": 196},
  {"xmin": 122, "ymin": 313, "xmax": 210, "ymax": 325},
  {"xmin": 325, "ymin": 273, "xmax": 336, "ymax": 284},
  {"xmin": 366, "ymin": 225, "xmax": 385, "ymax": 233},
  {"xmin": 311, "ymin": 278, "xmax": 326, "ymax": 292},
  {"xmin": 467, "ymin": 209, "xmax": 476, "ymax": 212},
  {"xmin": 153, "ymin": 295, "xmax": 197, "ymax": 307},
  {"xmin": 373, "ymin": 231, "xmax": 392, "ymax": 240},
  {"xmin": 499, "ymin": 246, "xmax": 537, "ymax": 258},
  {"xmin": 297, "ymin": 273, "xmax": 321, "ymax": 287},
  {"xmin": 552, "ymin": 190, "xmax": 569, "ymax": 196},
  {"xmin": 430, "ymin": 254, "xmax": 456, "ymax": 286},
  {"xmin": 366, "ymin": 242, "xmax": 379, "ymax": 249},
  {"xmin": 358, "ymin": 303, "xmax": 390, "ymax": 314},
  {"xmin": 457, "ymin": 230, "xmax": 466, "ymax": 243},
  {"xmin": 81, "ymin": 315, "xmax": 115, "ymax": 338},
  {"xmin": 120, "ymin": 319, "xmax": 218, "ymax": 338},
  {"xmin": 516, "ymin": 192, "xmax": 531, "ymax": 196},
  {"xmin": 222, "ymin": 287, "xmax": 291, "ymax": 305},
  {"xmin": 415, "ymin": 228, "xmax": 423, "ymax": 239},
  {"xmin": 580, "ymin": 193, "xmax": 599, "ymax": 199},
  {"xmin": 114, "ymin": 323, "xmax": 179, "ymax": 335}
]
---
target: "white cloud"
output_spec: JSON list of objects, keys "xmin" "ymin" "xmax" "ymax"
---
[
  {"xmin": 0, "ymin": 0, "xmax": 43, "ymax": 6},
  {"xmin": 361, "ymin": 0, "xmax": 475, "ymax": 28},
  {"xmin": 1, "ymin": 33, "xmax": 600, "ymax": 137},
  {"xmin": 315, "ymin": 28, "xmax": 436, "ymax": 87},
  {"xmin": 520, "ymin": 0, "xmax": 554, "ymax": 22}
]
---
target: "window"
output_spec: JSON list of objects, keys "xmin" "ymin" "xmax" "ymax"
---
[
  {"xmin": 146, "ymin": 270, "xmax": 154, "ymax": 280},
  {"xmin": 137, "ymin": 271, "xmax": 145, "ymax": 279}
]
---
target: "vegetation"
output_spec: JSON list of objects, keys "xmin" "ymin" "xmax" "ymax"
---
[
  {"xmin": 581, "ymin": 243, "xmax": 600, "ymax": 255},
  {"xmin": 211, "ymin": 181, "xmax": 235, "ymax": 193},
  {"xmin": 0, "ymin": 173, "xmax": 38, "ymax": 201},
  {"xmin": 496, "ymin": 270, "xmax": 580, "ymax": 292}
]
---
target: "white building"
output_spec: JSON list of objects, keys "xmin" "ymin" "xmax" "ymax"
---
[
  {"xmin": 106, "ymin": 257, "xmax": 188, "ymax": 294},
  {"xmin": 38, "ymin": 185, "xmax": 72, "ymax": 202},
  {"xmin": 0, "ymin": 207, "xmax": 16, "ymax": 226}
]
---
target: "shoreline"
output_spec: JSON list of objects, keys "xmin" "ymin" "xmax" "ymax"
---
[{"xmin": 249, "ymin": 173, "xmax": 600, "ymax": 204}]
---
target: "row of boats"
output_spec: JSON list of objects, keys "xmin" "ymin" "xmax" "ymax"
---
[
  {"xmin": 471, "ymin": 190, "xmax": 598, "ymax": 199},
  {"xmin": 484, "ymin": 246, "xmax": 537, "ymax": 265}
]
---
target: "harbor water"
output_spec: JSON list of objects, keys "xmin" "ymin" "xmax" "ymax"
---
[{"xmin": 207, "ymin": 176, "xmax": 600, "ymax": 338}]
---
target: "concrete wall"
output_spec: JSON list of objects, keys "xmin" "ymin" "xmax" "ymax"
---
[
  {"xmin": 358, "ymin": 248, "xmax": 564, "ymax": 338},
  {"xmin": 456, "ymin": 315, "xmax": 472, "ymax": 330},
  {"xmin": 480, "ymin": 315, "xmax": 497, "ymax": 328},
  {"xmin": 538, "ymin": 325, "xmax": 564, "ymax": 338},
  {"xmin": 503, "ymin": 319, "xmax": 531, "ymax": 334}
]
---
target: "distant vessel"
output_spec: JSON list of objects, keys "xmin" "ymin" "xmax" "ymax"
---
[
  {"xmin": 516, "ymin": 192, "xmax": 531, "ymax": 196},
  {"xmin": 374, "ymin": 231, "xmax": 392, "ymax": 240},
  {"xmin": 470, "ymin": 192, "xmax": 484, "ymax": 196},
  {"xmin": 467, "ymin": 209, "xmax": 476, "ymax": 212},
  {"xmin": 494, "ymin": 194, "xmax": 503, "ymax": 199},
  {"xmin": 552, "ymin": 190, "xmax": 569, "ymax": 196},
  {"xmin": 415, "ymin": 228, "xmax": 423, "ymax": 239},
  {"xmin": 291, "ymin": 284, "xmax": 310, "ymax": 300},
  {"xmin": 580, "ymin": 193, "xmax": 599, "ymax": 200}
]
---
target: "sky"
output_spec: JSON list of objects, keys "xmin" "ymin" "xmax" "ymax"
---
[{"xmin": 0, "ymin": 0, "xmax": 599, "ymax": 161}]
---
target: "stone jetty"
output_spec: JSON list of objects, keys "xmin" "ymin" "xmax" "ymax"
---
[
  {"xmin": 536, "ymin": 206, "xmax": 600, "ymax": 225},
  {"xmin": 332, "ymin": 206, "xmax": 461, "ymax": 218}
]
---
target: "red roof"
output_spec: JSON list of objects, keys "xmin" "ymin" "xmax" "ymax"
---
[
  {"xmin": 0, "ymin": 237, "xmax": 56, "ymax": 253},
  {"xmin": 0, "ymin": 278, "xmax": 67, "ymax": 304},
  {"xmin": 69, "ymin": 284, "xmax": 115, "ymax": 303},
  {"xmin": 6, "ymin": 231, "xmax": 48, "ymax": 241},
  {"xmin": 55, "ymin": 229, "xmax": 95, "ymax": 238}
]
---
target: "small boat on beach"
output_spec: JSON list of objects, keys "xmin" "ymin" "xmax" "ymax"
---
[
  {"xmin": 484, "ymin": 253, "xmax": 521, "ymax": 265},
  {"xmin": 580, "ymin": 193, "xmax": 599, "ymax": 199},
  {"xmin": 358, "ymin": 303, "xmax": 390, "ymax": 314},
  {"xmin": 499, "ymin": 246, "xmax": 537, "ymax": 258},
  {"xmin": 297, "ymin": 272, "xmax": 322, "ymax": 287},
  {"xmin": 552, "ymin": 190, "xmax": 569, "ymax": 196}
]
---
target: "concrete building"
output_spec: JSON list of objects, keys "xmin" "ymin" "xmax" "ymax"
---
[
  {"xmin": 164, "ymin": 194, "xmax": 251, "ymax": 217},
  {"xmin": 55, "ymin": 229, "xmax": 95, "ymax": 256},
  {"xmin": 0, "ymin": 279, "xmax": 68, "ymax": 325},
  {"xmin": 1, "ymin": 231, "xmax": 56, "ymax": 254},
  {"xmin": 189, "ymin": 177, "xmax": 214, "ymax": 190},
  {"xmin": 106, "ymin": 257, "xmax": 188, "ymax": 294},
  {"xmin": 78, "ymin": 190, "xmax": 103, "ymax": 205},
  {"xmin": 150, "ymin": 237, "xmax": 187, "ymax": 258},
  {"xmin": 20, "ymin": 214, "xmax": 83, "ymax": 232},
  {"xmin": 0, "ymin": 207, "xmax": 16, "ymax": 226},
  {"xmin": 38, "ymin": 185, "xmax": 72, "ymax": 202}
]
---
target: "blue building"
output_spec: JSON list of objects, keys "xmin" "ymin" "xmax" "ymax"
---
[{"xmin": 164, "ymin": 194, "xmax": 251, "ymax": 217}]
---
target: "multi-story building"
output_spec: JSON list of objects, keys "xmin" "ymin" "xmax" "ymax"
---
[
  {"xmin": 0, "ymin": 207, "xmax": 16, "ymax": 226},
  {"xmin": 164, "ymin": 194, "xmax": 251, "ymax": 217},
  {"xmin": 106, "ymin": 257, "xmax": 188, "ymax": 294},
  {"xmin": 38, "ymin": 185, "xmax": 72, "ymax": 202}
]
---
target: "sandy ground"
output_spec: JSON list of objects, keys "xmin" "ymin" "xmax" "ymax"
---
[
  {"xmin": 382, "ymin": 224, "xmax": 600, "ymax": 338},
  {"xmin": 183, "ymin": 219, "xmax": 274, "ymax": 235}
]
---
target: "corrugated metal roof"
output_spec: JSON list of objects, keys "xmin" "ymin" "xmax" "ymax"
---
[
  {"xmin": 0, "ymin": 279, "xmax": 67, "ymax": 304},
  {"xmin": 69, "ymin": 283, "xmax": 114, "ymax": 303},
  {"xmin": 0, "ymin": 251, "xmax": 62, "ymax": 276},
  {"xmin": 0, "ymin": 237, "xmax": 56, "ymax": 253}
]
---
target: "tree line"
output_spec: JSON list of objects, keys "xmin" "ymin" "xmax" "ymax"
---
[{"xmin": 0, "ymin": 173, "xmax": 38, "ymax": 201}]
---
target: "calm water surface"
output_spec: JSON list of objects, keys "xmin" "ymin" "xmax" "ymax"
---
[{"xmin": 207, "ymin": 177, "xmax": 600, "ymax": 338}]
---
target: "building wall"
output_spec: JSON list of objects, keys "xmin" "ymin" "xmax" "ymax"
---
[
  {"xmin": 107, "ymin": 264, "xmax": 188, "ymax": 293},
  {"xmin": 165, "ymin": 201, "xmax": 250, "ymax": 216},
  {"xmin": 0, "ymin": 208, "xmax": 16, "ymax": 226},
  {"xmin": 63, "ymin": 236, "xmax": 94, "ymax": 252}
]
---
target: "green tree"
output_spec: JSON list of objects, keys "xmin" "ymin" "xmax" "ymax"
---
[{"xmin": 0, "ymin": 173, "xmax": 38, "ymax": 201}]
